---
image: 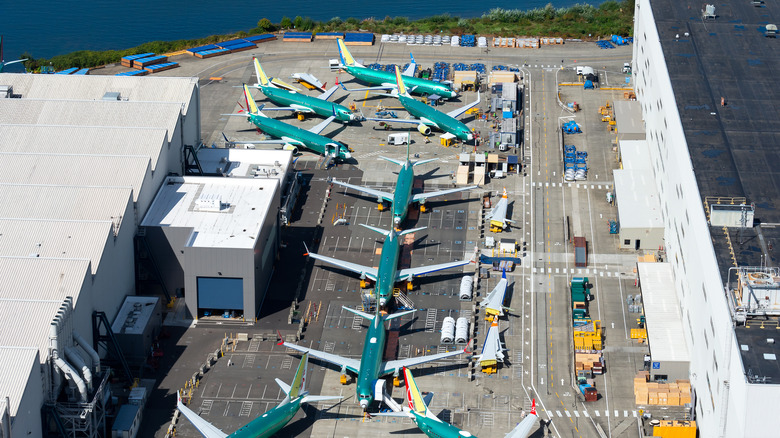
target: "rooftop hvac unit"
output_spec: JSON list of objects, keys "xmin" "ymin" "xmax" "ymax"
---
[
  {"xmin": 195, "ymin": 194, "xmax": 223, "ymax": 212},
  {"xmin": 766, "ymin": 24, "xmax": 778, "ymax": 38},
  {"xmin": 102, "ymin": 91, "xmax": 121, "ymax": 101}
]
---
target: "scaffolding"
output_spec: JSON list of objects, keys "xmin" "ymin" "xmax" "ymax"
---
[{"xmin": 44, "ymin": 372, "xmax": 110, "ymax": 438}]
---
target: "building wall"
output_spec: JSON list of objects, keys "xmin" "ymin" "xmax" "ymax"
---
[
  {"xmin": 10, "ymin": 360, "xmax": 43, "ymax": 438},
  {"xmin": 618, "ymin": 226, "xmax": 664, "ymax": 250},
  {"xmin": 649, "ymin": 359, "xmax": 689, "ymax": 383},
  {"xmin": 183, "ymin": 247, "xmax": 255, "ymax": 320},
  {"xmin": 253, "ymin": 187, "xmax": 281, "ymax": 318},
  {"xmin": 633, "ymin": 0, "xmax": 759, "ymax": 435}
]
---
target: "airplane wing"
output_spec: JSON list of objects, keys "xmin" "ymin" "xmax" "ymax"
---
[
  {"xmin": 480, "ymin": 277, "xmax": 508, "ymax": 314},
  {"xmin": 177, "ymin": 394, "xmax": 229, "ymax": 438},
  {"xmin": 3, "ymin": 59, "xmax": 27, "ymax": 67},
  {"xmin": 317, "ymin": 84, "xmax": 340, "ymax": 101},
  {"xmin": 446, "ymin": 91, "xmax": 481, "ymax": 119},
  {"xmin": 308, "ymin": 115, "xmax": 336, "ymax": 135},
  {"xmin": 412, "ymin": 186, "xmax": 477, "ymax": 203},
  {"xmin": 331, "ymin": 179, "xmax": 394, "ymax": 203},
  {"xmin": 396, "ymin": 259, "xmax": 471, "ymax": 281},
  {"xmin": 281, "ymin": 342, "xmax": 361, "ymax": 374},
  {"xmin": 257, "ymin": 106, "xmax": 312, "ymax": 113},
  {"xmin": 382, "ymin": 347, "xmax": 467, "ymax": 375},
  {"xmin": 222, "ymin": 132, "xmax": 286, "ymax": 146},
  {"xmin": 306, "ymin": 248, "xmax": 379, "ymax": 281}
]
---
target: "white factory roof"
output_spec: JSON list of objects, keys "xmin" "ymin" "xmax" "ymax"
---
[
  {"xmin": 111, "ymin": 296, "xmax": 160, "ymax": 335},
  {"xmin": 0, "ymin": 184, "xmax": 132, "ymax": 221},
  {"xmin": 0, "ymin": 257, "xmax": 91, "ymax": 302},
  {"xmin": 0, "ymin": 153, "xmax": 150, "ymax": 202},
  {"xmin": 195, "ymin": 149, "xmax": 293, "ymax": 179},
  {"xmin": 142, "ymin": 176, "xmax": 279, "ymax": 249},
  {"xmin": 619, "ymin": 140, "xmax": 651, "ymax": 171},
  {"xmin": 0, "ymin": 347, "xmax": 39, "ymax": 418},
  {"xmin": 0, "ymin": 298, "xmax": 65, "ymax": 358},
  {"xmin": 0, "ymin": 219, "xmax": 113, "ymax": 275},
  {"xmin": 0, "ymin": 125, "xmax": 168, "ymax": 172},
  {"xmin": 613, "ymin": 169, "xmax": 663, "ymax": 230},
  {"xmin": 613, "ymin": 100, "xmax": 645, "ymax": 135},
  {"xmin": 0, "ymin": 73, "xmax": 198, "ymax": 115},
  {"xmin": 638, "ymin": 262, "xmax": 691, "ymax": 363},
  {"xmin": 0, "ymin": 99, "xmax": 182, "ymax": 134}
]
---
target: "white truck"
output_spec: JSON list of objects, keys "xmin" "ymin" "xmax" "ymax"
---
[{"xmin": 387, "ymin": 132, "xmax": 410, "ymax": 145}]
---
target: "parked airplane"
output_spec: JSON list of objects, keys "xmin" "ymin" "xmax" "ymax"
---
[
  {"xmin": 305, "ymin": 224, "xmax": 470, "ymax": 307},
  {"xmin": 336, "ymin": 38, "xmax": 457, "ymax": 98},
  {"xmin": 366, "ymin": 66, "xmax": 479, "ymax": 142},
  {"xmin": 331, "ymin": 144, "xmax": 476, "ymax": 227},
  {"xmin": 290, "ymin": 71, "xmax": 327, "ymax": 92},
  {"xmin": 251, "ymin": 57, "xmax": 361, "ymax": 123},
  {"xmin": 177, "ymin": 353, "xmax": 341, "ymax": 438},
  {"xmin": 479, "ymin": 269, "xmax": 511, "ymax": 318},
  {"xmin": 280, "ymin": 306, "xmax": 468, "ymax": 410},
  {"xmin": 224, "ymin": 85, "xmax": 351, "ymax": 161},
  {"xmin": 380, "ymin": 368, "xmax": 539, "ymax": 438},
  {"xmin": 472, "ymin": 316, "xmax": 506, "ymax": 365},
  {"xmin": 485, "ymin": 188, "xmax": 514, "ymax": 231},
  {"xmin": 0, "ymin": 36, "xmax": 26, "ymax": 73}
]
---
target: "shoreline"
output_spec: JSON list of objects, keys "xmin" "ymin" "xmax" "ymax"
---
[{"xmin": 20, "ymin": 0, "xmax": 633, "ymax": 72}]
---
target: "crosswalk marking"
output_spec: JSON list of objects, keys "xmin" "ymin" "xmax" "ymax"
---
[
  {"xmin": 595, "ymin": 410, "xmax": 600, "ymax": 417},
  {"xmin": 556, "ymin": 410, "xmax": 562, "ymax": 417},
  {"xmin": 633, "ymin": 410, "xmax": 638, "ymax": 417},
  {"xmin": 583, "ymin": 410, "xmax": 590, "ymax": 417},
  {"xmin": 624, "ymin": 410, "xmax": 628, "ymax": 417},
  {"xmin": 615, "ymin": 410, "xmax": 619, "ymax": 417},
  {"xmin": 574, "ymin": 411, "xmax": 580, "ymax": 417},
  {"xmin": 565, "ymin": 411, "xmax": 571, "ymax": 417}
]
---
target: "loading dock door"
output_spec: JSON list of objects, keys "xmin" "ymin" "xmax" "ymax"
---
[{"xmin": 197, "ymin": 277, "xmax": 243, "ymax": 310}]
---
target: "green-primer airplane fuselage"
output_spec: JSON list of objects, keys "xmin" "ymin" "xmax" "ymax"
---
[
  {"xmin": 261, "ymin": 86, "xmax": 357, "ymax": 122},
  {"xmin": 344, "ymin": 65, "xmax": 457, "ymax": 99},
  {"xmin": 413, "ymin": 411, "xmax": 476, "ymax": 438},
  {"xmin": 356, "ymin": 316, "xmax": 387, "ymax": 410},
  {"xmin": 392, "ymin": 162, "xmax": 415, "ymax": 226},
  {"xmin": 230, "ymin": 397, "xmax": 302, "ymax": 438},
  {"xmin": 398, "ymin": 94, "xmax": 474, "ymax": 142},
  {"xmin": 246, "ymin": 113, "xmax": 351, "ymax": 160},
  {"xmin": 374, "ymin": 230, "xmax": 402, "ymax": 305}
]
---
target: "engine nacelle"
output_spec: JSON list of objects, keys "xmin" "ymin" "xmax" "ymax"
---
[
  {"xmin": 417, "ymin": 124, "xmax": 432, "ymax": 136},
  {"xmin": 282, "ymin": 144, "xmax": 299, "ymax": 155}
]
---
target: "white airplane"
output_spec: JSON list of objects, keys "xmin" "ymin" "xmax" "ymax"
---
[
  {"xmin": 480, "ymin": 269, "xmax": 511, "ymax": 318},
  {"xmin": 472, "ymin": 316, "xmax": 506, "ymax": 364},
  {"xmin": 486, "ymin": 188, "xmax": 514, "ymax": 231},
  {"xmin": 506, "ymin": 399, "xmax": 539, "ymax": 438},
  {"xmin": 290, "ymin": 71, "xmax": 327, "ymax": 92}
]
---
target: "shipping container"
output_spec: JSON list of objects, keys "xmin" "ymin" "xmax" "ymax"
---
[{"xmin": 574, "ymin": 236, "xmax": 587, "ymax": 267}]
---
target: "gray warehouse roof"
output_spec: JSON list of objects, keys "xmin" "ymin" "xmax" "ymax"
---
[
  {"xmin": 0, "ymin": 125, "xmax": 169, "ymax": 172},
  {"xmin": 0, "ymin": 257, "xmax": 90, "ymax": 302},
  {"xmin": 613, "ymin": 169, "xmax": 663, "ymax": 230},
  {"xmin": 638, "ymin": 262, "xmax": 691, "ymax": 363},
  {"xmin": 613, "ymin": 100, "xmax": 645, "ymax": 136},
  {"xmin": 142, "ymin": 176, "xmax": 279, "ymax": 249},
  {"xmin": 0, "ymin": 347, "xmax": 39, "ymax": 418},
  {"xmin": 0, "ymin": 73, "xmax": 198, "ymax": 116},
  {"xmin": 0, "ymin": 184, "xmax": 132, "ymax": 222},
  {"xmin": 0, "ymin": 299, "xmax": 67, "ymax": 357}
]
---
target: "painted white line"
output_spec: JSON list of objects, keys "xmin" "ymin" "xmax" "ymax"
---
[
  {"xmin": 565, "ymin": 411, "xmax": 571, "ymax": 417},
  {"xmin": 574, "ymin": 411, "xmax": 580, "ymax": 417},
  {"xmin": 556, "ymin": 410, "xmax": 563, "ymax": 417}
]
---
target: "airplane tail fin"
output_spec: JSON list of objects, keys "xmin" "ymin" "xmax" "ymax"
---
[
  {"xmin": 337, "ymin": 38, "xmax": 357, "ymax": 67},
  {"xmin": 530, "ymin": 399, "xmax": 537, "ymax": 416},
  {"xmin": 242, "ymin": 84, "xmax": 259, "ymax": 114},
  {"xmin": 403, "ymin": 368, "xmax": 429, "ymax": 416},
  {"xmin": 253, "ymin": 57, "xmax": 270, "ymax": 86},
  {"xmin": 342, "ymin": 305, "xmax": 376, "ymax": 322},
  {"xmin": 398, "ymin": 226, "xmax": 426, "ymax": 236},
  {"xmin": 394, "ymin": 65, "xmax": 408, "ymax": 96},
  {"xmin": 502, "ymin": 268, "xmax": 507, "ymax": 280},
  {"xmin": 359, "ymin": 223, "xmax": 390, "ymax": 237},
  {"xmin": 384, "ymin": 309, "xmax": 416, "ymax": 321},
  {"xmin": 286, "ymin": 352, "xmax": 308, "ymax": 399}
]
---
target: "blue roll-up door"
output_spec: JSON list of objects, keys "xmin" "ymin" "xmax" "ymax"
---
[{"xmin": 197, "ymin": 277, "xmax": 243, "ymax": 310}]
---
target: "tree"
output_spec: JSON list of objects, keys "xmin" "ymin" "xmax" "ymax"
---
[
  {"xmin": 294, "ymin": 16, "xmax": 303, "ymax": 29},
  {"xmin": 256, "ymin": 18, "xmax": 274, "ymax": 32},
  {"xmin": 280, "ymin": 16, "xmax": 292, "ymax": 29}
]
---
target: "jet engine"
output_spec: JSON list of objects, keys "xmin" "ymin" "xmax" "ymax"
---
[
  {"xmin": 282, "ymin": 144, "xmax": 299, "ymax": 155},
  {"xmin": 417, "ymin": 124, "xmax": 432, "ymax": 135}
]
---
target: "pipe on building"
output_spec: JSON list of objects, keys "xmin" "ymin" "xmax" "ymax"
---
[
  {"xmin": 65, "ymin": 347, "xmax": 93, "ymax": 392},
  {"xmin": 53, "ymin": 357, "xmax": 88, "ymax": 402},
  {"xmin": 73, "ymin": 331, "xmax": 100, "ymax": 374}
]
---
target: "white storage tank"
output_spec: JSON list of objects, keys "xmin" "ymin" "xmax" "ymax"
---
[
  {"xmin": 459, "ymin": 275, "xmax": 474, "ymax": 300},
  {"xmin": 440, "ymin": 316, "xmax": 456, "ymax": 344},
  {"xmin": 455, "ymin": 317, "xmax": 470, "ymax": 344}
]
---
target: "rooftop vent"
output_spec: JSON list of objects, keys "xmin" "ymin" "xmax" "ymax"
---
[
  {"xmin": 102, "ymin": 91, "xmax": 121, "ymax": 101},
  {"xmin": 766, "ymin": 24, "xmax": 777, "ymax": 38},
  {"xmin": 764, "ymin": 353, "xmax": 777, "ymax": 360}
]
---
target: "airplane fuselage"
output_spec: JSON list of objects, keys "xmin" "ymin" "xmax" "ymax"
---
[
  {"xmin": 345, "ymin": 66, "xmax": 457, "ymax": 99},
  {"xmin": 261, "ymin": 86, "xmax": 356, "ymax": 122},
  {"xmin": 398, "ymin": 95, "xmax": 474, "ymax": 142},
  {"xmin": 392, "ymin": 162, "xmax": 415, "ymax": 226},
  {"xmin": 413, "ymin": 412, "xmax": 477, "ymax": 438},
  {"xmin": 356, "ymin": 318, "xmax": 387, "ymax": 409},
  {"xmin": 229, "ymin": 397, "xmax": 302, "ymax": 438},
  {"xmin": 375, "ymin": 232, "xmax": 402, "ymax": 306},
  {"xmin": 246, "ymin": 113, "xmax": 351, "ymax": 160}
]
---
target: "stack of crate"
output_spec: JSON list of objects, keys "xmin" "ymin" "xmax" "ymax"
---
[
  {"xmin": 573, "ymin": 320, "xmax": 603, "ymax": 350},
  {"xmin": 634, "ymin": 371, "xmax": 692, "ymax": 406},
  {"xmin": 575, "ymin": 352, "xmax": 604, "ymax": 374}
]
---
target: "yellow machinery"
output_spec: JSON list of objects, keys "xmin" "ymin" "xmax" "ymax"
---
[
  {"xmin": 406, "ymin": 281, "xmax": 413, "ymax": 291},
  {"xmin": 483, "ymin": 307, "xmax": 501, "ymax": 320},
  {"xmin": 480, "ymin": 359, "xmax": 498, "ymax": 374},
  {"xmin": 340, "ymin": 374, "xmax": 349, "ymax": 384},
  {"xmin": 393, "ymin": 375, "xmax": 402, "ymax": 387},
  {"xmin": 440, "ymin": 136, "xmax": 453, "ymax": 147},
  {"xmin": 297, "ymin": 113, "xmax": 305, "ymax": 121},
  {"xmin": 377, "ymin": 203, "xmax": 385, "ymax": 211},
  {"xmin": 420, "ymin": 205, "xmax": 427, "ymax": 213}
]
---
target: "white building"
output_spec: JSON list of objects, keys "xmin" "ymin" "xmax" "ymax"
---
[
  {"xmin": 0, "ymin": 73, "xmax": 199, "ymax": 437},
  {"xmin": 633, "ymin": 0, "xmax": 780, "ymax": 435}
]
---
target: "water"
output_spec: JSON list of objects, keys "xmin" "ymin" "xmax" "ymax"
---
[{"xmin": 1, "ymin": 0, "xmax": 603, "ymax": 62}]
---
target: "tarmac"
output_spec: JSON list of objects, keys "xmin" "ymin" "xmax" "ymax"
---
[{"xmin": 96, "ymin": 38, "xmax": 675, "ymax": 438}]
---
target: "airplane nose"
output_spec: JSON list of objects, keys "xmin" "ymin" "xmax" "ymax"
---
[
  {"xmin": 359, "ymin": 399, "xmax": 369, "ymax": 410},
  {"xmin": 393, "ymin": 216, "xmax": 401, "ymax": 225},
  {"xmin": 343, "ymin": 152, "xmax": 352, "ymax": 159},
  {"xmin": 467, "ymin": 133, "xmax": 474, "ymax": 141},
  {"xmin": 379, "ymin": 297, "xmax": 387, "ymax": 306}
]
